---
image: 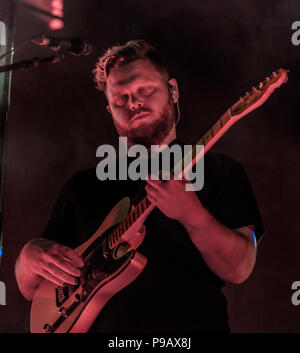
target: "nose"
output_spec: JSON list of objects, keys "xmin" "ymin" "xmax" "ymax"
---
[{"xmin": 128, "ymin": 94, "xmax": 143, "ymax": 111}]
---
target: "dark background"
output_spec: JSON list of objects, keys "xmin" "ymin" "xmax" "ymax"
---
[{"xmin": 0, "ymin": 0, "xmax": 300, "ymax": 332}]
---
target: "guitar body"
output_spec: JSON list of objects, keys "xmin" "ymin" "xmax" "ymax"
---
[{"xmin": 30, "ymin": 197, "xmax": 148, "ymax": 333}]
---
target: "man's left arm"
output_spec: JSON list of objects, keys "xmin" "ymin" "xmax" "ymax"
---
[
  {"xmin": 181, "ymin": 205, "xmax": 257, "ymax": 284},
  {"xmin": 145, "ymin": 178, "xmax": 257, "ymax": 284}
]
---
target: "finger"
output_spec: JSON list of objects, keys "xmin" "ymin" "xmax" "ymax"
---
[
  {"xmin": 146, "ymin": 193, "xmax": 157, "ymax": 206},
  {"xmin": 145, "ymin": 183, "xmax": 160, "ymax": 196},
  {"xmin": 39, "ymin": 269, "xmax": 65, "ymax": 286},
  {"xmin": 44, "ymin": 262, "xmax": 79, "ymax": 286},
  {"xmin": 56, "ymin": 244, "xmax": 84, "ymax": 268},
  {"xmin": 145, "ymin": 186, "xmax": 160, "ymax": 203},
  {"xmin": 49, "ymin": 253, "xmax": 82, "ymax": 277},
  {"xmin": 39, "ymin": 268, "xmax": 67, "ymax": 287},
  {"xmin": 146, "ymin": 176, "xmax": 164, "ymax": 189}
]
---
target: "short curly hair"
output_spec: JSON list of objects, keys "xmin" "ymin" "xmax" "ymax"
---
[{"xmin": 93, "ymin": 39, "xmax": 169, "ymax": 91}]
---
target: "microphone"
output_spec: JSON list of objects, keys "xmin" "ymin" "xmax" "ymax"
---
[{"xmin": 31, "ymin": 36, "xmax": 93, "ymax": 56}]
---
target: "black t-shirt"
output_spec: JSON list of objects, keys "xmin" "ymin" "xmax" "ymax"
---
[{"xmin": 41, "ymin": 150, "xmax": 265, "ymax": 333}]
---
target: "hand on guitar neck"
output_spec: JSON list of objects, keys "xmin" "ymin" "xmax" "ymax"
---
[{"xmin": 145, "ymin": 176, "xmax": 203, "ymax": 224}]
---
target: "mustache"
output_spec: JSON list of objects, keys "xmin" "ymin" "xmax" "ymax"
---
[{"xmin": 130, "ymin": 108, "xmax": 152, "ymax": 119}]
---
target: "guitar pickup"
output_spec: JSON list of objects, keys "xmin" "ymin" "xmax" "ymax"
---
[
  {"xmin": 55, "ymin": 283, "xmax": 78, "ymax": 307},
  {"xmin": 55, "ymin": 285, "xmax": 69, "ymax": 307}
]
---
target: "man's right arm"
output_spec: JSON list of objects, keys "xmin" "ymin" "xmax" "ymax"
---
[{"xmin": 15, "ymin": 238, "xmax": 84, "ymax": 301}]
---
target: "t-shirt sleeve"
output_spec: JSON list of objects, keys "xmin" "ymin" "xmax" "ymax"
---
[
  {"xmin": 204, "ymin": 158, "xmax": 265, "ymax": 245},
  {"xmin": 40, "ymin": 176, "xmax": 77, "ymax": 248}
]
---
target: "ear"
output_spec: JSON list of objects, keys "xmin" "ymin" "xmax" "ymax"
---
[
  {"xmin": 168, "ymin": 78, "xmax": 179, "ymax": 103},
  {"xmin": 106, "ymin": 104, "xmax": 112, "ymax": 114}
]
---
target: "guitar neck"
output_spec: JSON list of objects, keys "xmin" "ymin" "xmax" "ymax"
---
[{"xmin": 173, "ymin": 108, "xmax": 234, "ymax": 179}]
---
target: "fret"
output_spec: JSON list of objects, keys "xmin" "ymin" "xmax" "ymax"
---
[
  {"xmin": 212, "ymin": 121, "xmax": 220, "ymax": 136},
  {"xmin": 115, "ymin": 225, "xmax": 120, "ymax": 240},
  {"xmin": 191, "ymin": 145, "xmax": 196, "ymax": 158},
  {"xmin": 222, "ymin": 112, "xmax": 230, "ymax": 125},
  {"xmin": 203, "ymin": 131, "xmax": 211, "ymax": 145},
  {"xmin": 139, "ymin": 202, "xmax": 144, "ymax": 214},
  {"xmin": 137, "ymin": 204, "xmax": 141, "ymax": 216},
  {"xmin": 142, "ymin": 197, "xmax": 147, "ymax": 211},
  {"xmin": 132, "ymin": 208, "xmax": 137, "ymax": 222},
  {"xmin": 126, "ymin": 215, "xmax": 131, "ymax": 228},
  {"xmin": 113, "ymin": 232, "xmax": 119, "ymax": 244},
  {"xmin": 123, "ymin": 218, "xmax": 127, "ymax": 231},
  {"xmin": 123, "ymin": 219, "xmax": 127, "ymax": 232},
  {"xmin": 139, "ymin": 201, "xmax": 144, "ymax": 213},
  {"xmin": 110, "ymin": 235, "xmax": 114, "ymax": 248},
  {"xmin": 130, "ymin": 209, "xmax": 134, "ymax": 224}
]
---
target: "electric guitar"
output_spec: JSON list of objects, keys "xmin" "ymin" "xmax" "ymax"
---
[{"xmin": 30, "ymin": 69, "xmax": 288, "ymax": 333}]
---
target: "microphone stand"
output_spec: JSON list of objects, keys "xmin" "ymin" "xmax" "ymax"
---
[
  {"xmin": 0, "ymin": 52, "xmax": 65, "ymax": 72},
  {"xmin": 0, "ymin": 51, "xmax": 65, "ymax": 267}
]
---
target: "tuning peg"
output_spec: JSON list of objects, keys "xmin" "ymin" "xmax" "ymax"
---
[
  {"xmin": 252, "ymin": 86, "xmax": 258, "ymax": 93},
  {"xmin": 272, "ymin": 71, "xmax": 278, "ymax": 77}
]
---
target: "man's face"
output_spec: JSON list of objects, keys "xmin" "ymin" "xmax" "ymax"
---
[{"xmin": 105, "ymin": 59, "xmax": 177, "ymax": 148}]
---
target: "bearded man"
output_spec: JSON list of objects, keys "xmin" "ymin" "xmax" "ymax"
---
[{"xmin": 15, "ymin": 40, "xmax": 264, "ymax": 333}]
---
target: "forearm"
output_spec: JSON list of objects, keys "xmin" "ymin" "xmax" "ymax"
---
[
  {"xmin": 15, "ymin": 240, "xmax": 44, "ymax": 301},
  {"xmin": 180, "ymin": 204, "xmax": 256, "ymax": 284}
]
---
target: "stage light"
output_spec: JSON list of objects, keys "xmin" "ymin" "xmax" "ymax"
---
[
  {"xmin": 18, "ymin": 0, "xmax": 64, "ymax": 31},
  {"xmin": 50, "ymin": 0, "xmax": 64, "ymax": 29},
  {"xmin": 49, "ymin": 18, "xmax": 63, "ymax": 30}
]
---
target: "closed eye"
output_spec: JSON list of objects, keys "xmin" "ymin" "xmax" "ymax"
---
[{"xmin": 139, "ymin": 87, "xmax": 155, "ymax": 96}]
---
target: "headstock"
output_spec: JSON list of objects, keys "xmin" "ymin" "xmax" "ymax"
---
[{"xmin": 230, "ymin": 69, "xmax": 288, "ymax": 119}]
